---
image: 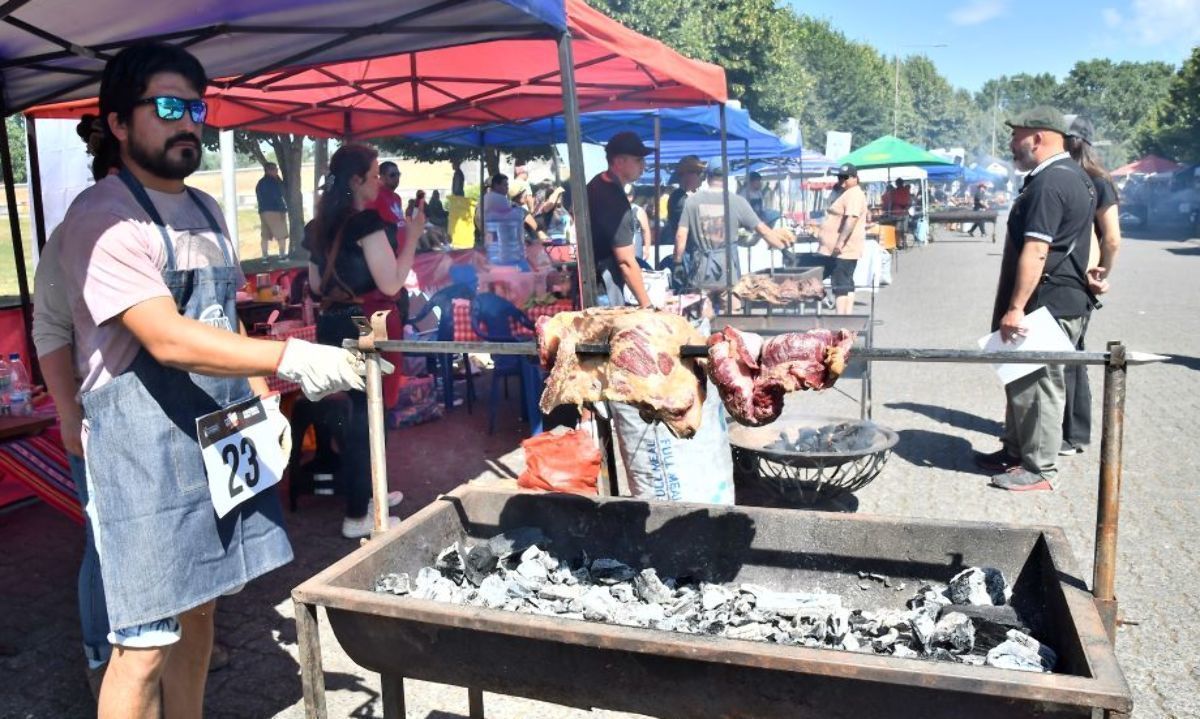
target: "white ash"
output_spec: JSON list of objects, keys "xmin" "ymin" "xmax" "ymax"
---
[{"xmin": 373, "ymin": 534, "xmax": 1053, "ymax": 672}]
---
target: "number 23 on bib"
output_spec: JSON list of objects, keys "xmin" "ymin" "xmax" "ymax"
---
[{"xmin": 197, "ymin": 394, "xmax": 289, "ymax": 518}]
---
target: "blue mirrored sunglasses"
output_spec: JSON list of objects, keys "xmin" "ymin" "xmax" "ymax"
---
[{"xmin": 134, "ymin": 96, "xmax": 208, "ymax": 124}]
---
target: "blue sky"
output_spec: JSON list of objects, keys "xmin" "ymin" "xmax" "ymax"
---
[{"xmin": 786, "ymin": 0, "xmax": 1200, "ymax": 92}]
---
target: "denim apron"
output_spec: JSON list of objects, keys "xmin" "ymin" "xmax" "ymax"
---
[{"xmin": 81, "ymin": 170, "xmax": 293, "ymax": 631}]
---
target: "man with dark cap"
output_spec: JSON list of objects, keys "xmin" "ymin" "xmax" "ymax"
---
[
  {"xmin": 588, "ymin": 131, "xmax": 652, "ymax": 307},
  {"xmin": 661, "ymin": 154, "xmax": 706, "ymax": 251},
  {"xmin": 975, "ymin": 106, "xmax": 1096, "ymax": 491},
  {"xmin": 817, "ymin": 163, "xmax": 868, "ymax": 315}
]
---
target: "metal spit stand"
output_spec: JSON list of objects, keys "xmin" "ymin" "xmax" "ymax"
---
[{"xmin": 299, "ymin": 322, "xmax": 1159, "ymax": 717}]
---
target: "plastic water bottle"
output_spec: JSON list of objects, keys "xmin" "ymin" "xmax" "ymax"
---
[
  {"xmin": 8, "ymin": 353, "xmax": 31, "ymax": 417},
  {"xmin": 0, "ymin": 355, "xmax": 10, "ymax": 416},
  {"xmin": 485, "ymin": 216, "xmax": 526, "ymax": 266}
]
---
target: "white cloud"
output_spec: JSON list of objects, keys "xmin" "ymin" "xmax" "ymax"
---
[
  {"xmin": 949, "ymin": 0, "xmax": 1007, "ymax": 26},
  {"xmin": 1101, "ymin": 7, "xmax": 1123, "ymax": 28},
  {"xmin": 1124, "ymin": 0, "xmax": 1200, "ymax": 46}
]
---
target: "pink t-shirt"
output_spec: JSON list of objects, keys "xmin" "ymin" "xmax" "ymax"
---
[{"xmin": 59, "ymin": 175, "xmax": 240, "ymax": 394}]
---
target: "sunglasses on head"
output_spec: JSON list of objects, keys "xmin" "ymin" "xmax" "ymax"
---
[{"xmin": 134, "ymin": 96, "xmax": 208, "ymax": 124}]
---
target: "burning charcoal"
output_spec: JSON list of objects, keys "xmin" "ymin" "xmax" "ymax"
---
[
  {"xmin": 463, "ymin": 545, "xmax": 498, "ymax": 586},
  {"xmin": 826, "ymin": 609, "xmax": 851, "ymax": 641},
  {"xmin": 475, "ymin": 574, "xmax": 508, "ymax": 609},
  {"xmin": 516, "ymin": 550, "xmax": 550, "ymax": 588},
  {"xmin": 538, "ymin": 583, "xmax": 585, "ymax": 603},
  {"xmin": 590, "ymin": 558, "xmax": 636, "ymax": 584},
  {"xmin": 892, "ymin": 644, "xmax": 919, "ymax": 659},
  {"xmin": 858, "ymin": 582, "xmax": 871, "ymax": 591},
  {"xmin": 725, "ymin": 622, "xmax": 772, "ymax": 642},
  {"xmin": 872, "ymin": 628, "xmax": 900, "ymax": 652},
  {"xmin": 841, "ymin": 633, "xmax": 862, "ymax": 652},
  {"xmin": 667, "ymin": 589, "xmax": 698, "ymax": 616},
  {"xmin": 932, "ymin": 612, "xmax": 976, "ymax": 654},
  {"xmin": 413, "ymin": 567, "xmax": 458, "ymax": 603},
  {"xmin": 609, "ymin": 583, "xmax": 637, "ymax": 604},
  {"xmin": 908, "ymin": 584, "xmax": 952, "ymax": 611},
  {"xmin": 984, "ymin": 629, "xmax": 1057, "ymax": 672},
  {"xmin": 634, "ymin": 568, "xmax": 674, "ymax": 604},
  {"xmin": 698, "ymin": 618, "xmax": 726, "ymax": 635},
  {"xmin": 960, "ymin": 654, "xmax": 987, "ymax": 667},
  {"xmin": 577, "ymin": 586, "xmax": 619, "ymax": 622},
  {"xmin": 908, "ymin": 611, "xmax": 936, "ymax": 653},
  {"xmin": 627, "ymin": 602, "xmax": 667, "ymax": 627},
  {"xmin": 937, "ymin": 604, "xmax": 1027, "ymax": 653},
  {"xmin": 929, "ymin": 648, "xmax": 958, "ymax": 663},
  {"xmin": 701, "ymin": 584, "xmax": 735, "ymax": 611},
  {"xmin": 947, "ymin": 567, "xmax": 1008, "ymax": 607},
  {"xmin": 503, "ymin": 575, "xmax": 534, "ymax": 599},
  {"xmin": 375, "ymin": 572, "xmax": 411, "ymax": 595},
  {"xmin": 435, "ymin": 544, "xmax": 465, "ymax": 584},
  {"xmin": 487, "ymin": 527, "xmax": 546, "ymax": 560},
  {"xmin": 741, "ymin": 585, "xmax": 842, "ymax": 619}
]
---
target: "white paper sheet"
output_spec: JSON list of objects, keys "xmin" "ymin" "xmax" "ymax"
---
[{"xmin": 977, "ymin": 307, "xmax": 1076, "ymax": 385}]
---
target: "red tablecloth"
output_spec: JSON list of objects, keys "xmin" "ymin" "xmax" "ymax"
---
[
  {"xmin": 264, "ymin": 324, "xmax": 317, "ymax": 394},
  {"xmin": 0, "ymin": 421, "xmax": 80, "ymax": 525},
  {"xmin": 451, "ymin": 298, "xmax": 574, "ymax": 342}
]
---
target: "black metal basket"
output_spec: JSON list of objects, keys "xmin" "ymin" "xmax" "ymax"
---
[{"xmin": 728, "ymin": 416, "xmax": 898, "ymax": 507}]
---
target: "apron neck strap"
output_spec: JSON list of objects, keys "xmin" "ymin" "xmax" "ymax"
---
[{"xmin": 117, "ymin": 168, "xmax": 234, "ymax": 270}]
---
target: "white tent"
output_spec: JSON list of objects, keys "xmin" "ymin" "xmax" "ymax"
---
[{"xmin": 856, "ymin": 165, "xmax": 928, "ymax": 184}]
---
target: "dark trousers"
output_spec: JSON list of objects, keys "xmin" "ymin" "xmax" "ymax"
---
[
  {"xmin": 317, "ymin": 309, "xmax": 372, "ymax": 518},
  {"xmin": 1062, "ymin": 313, "xmax": 1092, "ymax": 448},
  {"xmin": 967, "ymin": 221, "xmax": 987, "ymax": 235}
]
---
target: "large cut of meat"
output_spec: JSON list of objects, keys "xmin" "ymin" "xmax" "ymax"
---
[
  {"xmin": 705, "ymin": 327, "xmax": 855, "ymax": 426},
  {"xmin": 730, "ymin": 274, "xmax": 826, "ymax": 305},
  {"xmin": 537, "ymin": 308, "xmax": 708, "ymax": 438}
]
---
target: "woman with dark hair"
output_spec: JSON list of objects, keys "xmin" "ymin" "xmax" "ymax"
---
[
  {"xmin": 1061, "ymin": 116, "xmax": 1122, "ymax": 456},
  {"xmin": 307, "ymin": 143, "xmax": 422, "ymax": 538}
]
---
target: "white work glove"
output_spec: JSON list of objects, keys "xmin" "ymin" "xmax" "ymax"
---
[{"xmin": 276, "ymin": 338, "xmax": 366, "ymax": 401}]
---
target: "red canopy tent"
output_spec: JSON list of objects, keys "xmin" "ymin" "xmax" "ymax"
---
[
  {"xmin": 1110, "ymin": 154, "xmax": 1182, "ymax": 177},
  {"xmin": 29, "ymin": 0, "xmax": 727, "ymax": 139}
]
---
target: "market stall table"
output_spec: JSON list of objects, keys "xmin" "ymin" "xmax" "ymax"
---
[{"xmin": 0, "ymin": 414, "xmax": 78, "ymax": 524}]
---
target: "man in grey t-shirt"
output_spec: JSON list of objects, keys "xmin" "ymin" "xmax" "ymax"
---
[{"xmin": 673, "ymin": 165, "xmax": 790, "ymax": 288}]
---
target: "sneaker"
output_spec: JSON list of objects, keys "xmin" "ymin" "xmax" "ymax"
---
[
  {"xmin": 1058, "ymin": 441, "xmax": 1084, "ymax": 456},
  {"xmin": 974, "ymin": 448, "xmax": 1019, "ymax": 472},
  {"xmin": 369, "ymin": 490, "xmax": 405, "ymax": 510},
  {"xmin": 990, "ymin": 467, "xmax": 1053, "ymax": 492},
  {"xmin": 342, "ymin": 514, "xmax": 401, "ymax": 539}
]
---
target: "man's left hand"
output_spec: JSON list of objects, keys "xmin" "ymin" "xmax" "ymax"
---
[
  {"xmin": 999, "ymin": 308, "xmax": 1027, "ymax": 343},
  {"xmin": 1087, "ymin": 267, "xmax": 1111, "ymax": 295}
]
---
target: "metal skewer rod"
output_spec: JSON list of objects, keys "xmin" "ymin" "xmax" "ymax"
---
[{"xmin": 354, "ymin": 339, "xmax": 1166, "ymax": 367}]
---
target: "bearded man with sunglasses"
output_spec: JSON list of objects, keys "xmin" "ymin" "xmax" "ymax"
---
[{"xmin": 55, "ymin": 43, "xmax": 367, "ymax": 719}]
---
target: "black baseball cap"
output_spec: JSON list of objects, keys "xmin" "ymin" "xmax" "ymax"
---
[
  {"xmin": 836, "ymin": 163, "xmax": 857, "ymax": 178},
  {"xmin": 1005, "ymin": 106, "xmax": 1069, "ymax": 135},
  {"xmin": 1067, "ymin": 116, "xmax": 1096, "ymax": 145},
  {"xmin": 605, "ymin": 131, "xmax": 652, "ymax": 159}
]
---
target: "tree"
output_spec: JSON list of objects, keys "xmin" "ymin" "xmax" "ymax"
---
[
  {"xmin": 1136, "ymin": 47, "xmax": 1200, "ymax": 163},
  {"xmin": 5, "ymin": 117, "xmax": 27, "ymax": 184},
  {"xmin": 1057, "ymin": 59, "xmax": 1175, "ymax": 164}
]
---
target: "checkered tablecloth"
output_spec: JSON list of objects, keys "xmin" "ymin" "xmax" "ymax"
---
[
  {"xmin": 264, "ymin": 324, "xmax": 317, "ymax": 394},
  {"xmin": 450, "ymin": 298, "xmax": 574, "ymax": 342}
]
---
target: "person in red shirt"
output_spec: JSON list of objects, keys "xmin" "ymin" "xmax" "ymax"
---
[{"xmin": 372, "ymin": 160, "xmax": 405, "ymax": 228}]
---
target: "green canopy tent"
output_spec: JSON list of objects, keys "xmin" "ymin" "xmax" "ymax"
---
[
  {"xmin": 837, "ymin": 135, "xmax": 954, "ymax": 169},
  {"xmin": 837, "ymin": 135, "xmax": 953, "ymax": 245}
]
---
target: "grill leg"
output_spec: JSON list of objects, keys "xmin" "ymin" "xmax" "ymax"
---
[
  {"xmin": 294, "ymin": 600, "xmax": 328, "ymax": 719},
  {"xmin": 468, "ymin": 687, "xmax": 485, "ymax": 718},
  {"xmin": 381, "ymin": 674, "xmax": 406, "ymax": 719}
]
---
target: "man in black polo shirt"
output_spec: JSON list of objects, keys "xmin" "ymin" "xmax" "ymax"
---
[
  {"xmin": 975, "ymin": 107, "xmax": 1096, "ymax": 491},
  {"xmin": 588, "ymin": 131, "xmax": 652, "ymax": 307}
]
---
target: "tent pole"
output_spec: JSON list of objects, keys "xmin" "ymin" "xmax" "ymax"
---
[
  {"xmin": 0, "ymin": 114, "xmax": 39, "ymax": 383},
  {"xmin": 719, "ymin": 103, "xmax": 732, "ymax": 315},
  {"xmin": 744, "ymin": 139, "xmax": 750, "ymax": 274},
  {"xmin": 559, "ymin": 30, "xmax": 617, "ymax": 499},
  {"xmin": 653, "ymin": 113, "xmax": 661, "ymax": 267},
  {"xmin": 25, "ymin": 115, "xmax": 47, "ymax": 254},
  {"xmin": 558, "ymin": 32, "xmax": 597, "ymax": 309}
]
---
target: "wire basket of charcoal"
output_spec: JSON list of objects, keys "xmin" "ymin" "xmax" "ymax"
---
[{"xmin": 728, "ymin": 416, "xmax": 897, "ymax": 506}]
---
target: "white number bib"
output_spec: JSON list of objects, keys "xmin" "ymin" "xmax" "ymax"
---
[{"xmin": 197, "ymin": 394, "xmax": 288, "ymax": 518}]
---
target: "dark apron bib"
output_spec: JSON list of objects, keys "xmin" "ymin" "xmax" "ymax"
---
[{"xmin": 82, "ymin": 170, "xmax": 292, "ymax": 631}]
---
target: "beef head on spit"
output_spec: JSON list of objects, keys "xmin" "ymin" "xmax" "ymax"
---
[
  {"xmin": 537, "ymin": 308, "xmax": 709, "ymax": 438},
  {"xmin": 706, "ymin": 327, "xmax": 855, "ymax": 426}
]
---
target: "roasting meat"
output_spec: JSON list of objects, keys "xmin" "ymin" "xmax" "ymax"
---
[
  {"xmin": 730, "ymin": 274, "xmax": 825, "ymax": 306},
  {"xmin": 705, "ymin": 328, "xmax": 856, "ymax": 426},
  {"xmin": 537, "ymin": 308, "xmax": 708, "ymax": 438}
]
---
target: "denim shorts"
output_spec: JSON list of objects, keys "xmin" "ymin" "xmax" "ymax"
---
[{"xmin": 107, "ymin": 583, "xmax": 245, "ymax": 648}]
